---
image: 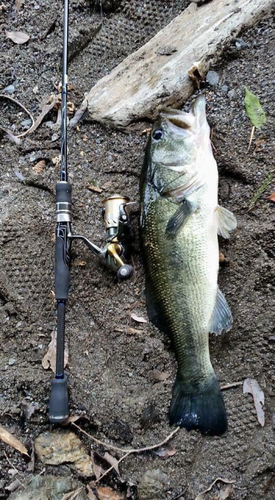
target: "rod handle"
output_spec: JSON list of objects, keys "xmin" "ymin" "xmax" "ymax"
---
[
  {"xmin": 55, "ymin": 232, "xmax": 70, "ymax": 300},
  {"xmin": 49, "ymin": 376, "xmax": 69, "ymax": 424}
]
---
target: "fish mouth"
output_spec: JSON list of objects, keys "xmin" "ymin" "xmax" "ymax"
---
[{"xmin": 160, "ymin": 108, "xmax": 195, "ymax": 131}]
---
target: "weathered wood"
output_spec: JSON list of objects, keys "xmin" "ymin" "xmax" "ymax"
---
[{"xmin": 83, "ymin": 0, "xmax": 273, "ymax": 128}]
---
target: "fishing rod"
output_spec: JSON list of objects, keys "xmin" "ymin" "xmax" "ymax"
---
[{"xmin": 49, "ymin": 0, "xmax": 133, "ymax": 423}]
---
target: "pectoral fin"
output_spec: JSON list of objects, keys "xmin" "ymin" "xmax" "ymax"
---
[
  {"xmin": 210, "ymin": 288, "xmax": 233, "ymax": 335},
  {"xmin": 216, "ymin": 205, "xmax": 237, "ymax": 239},
  {"xmin": 165, "ymin": 199, "xmax": 195, "ymax": 237}
]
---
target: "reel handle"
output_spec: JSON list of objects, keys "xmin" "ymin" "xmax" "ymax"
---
[{"xmin": 117, "ymin": 264, "xmax": 133, "ymax": 280}]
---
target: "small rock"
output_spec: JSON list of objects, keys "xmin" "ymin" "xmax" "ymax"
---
[
  {"xmin": 206, "ymin": 70, "xmax": 219, "ymax": 86},
  {"xmin": 138, "ymin": 469, "xmax": 170, "ymax": 500},
  {"xmin": 51, "ymin": 133, "xmax": 59, "ymax": 142},
  {"xmin": 228, "ymin": 89, "xmax": 236, "ymax": 99},
  {"xmin": 235, "ymin": 38, "xmax": 248, "ymax": 50},
  {"xmin": 20, "ymin": 119, "xmax": 32, "ymax": 129},
  {"xmin": 8, "ymin": 358, "xmax": 16, "ymax": 366},
  {"xmin": 221, "ymin": 84, "xmax": 229, "ymax": 93},
  {"xmin": 9, "ymin": 475, "xmax": 86, "ymax": 500},
  {"xmin": 107, "ymin": 419, "xmax": 133, "ymax": 444},
  {"xmin": 34, "ymin": 431, "xmax": 93, "ymax": 477},
  {"xmin": 3, "ymin": 85, "xmax": 15, "ymax": 94}
]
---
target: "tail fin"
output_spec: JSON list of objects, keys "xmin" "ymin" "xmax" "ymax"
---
[{"xmin": 169, "ymin": 375, "xmax": 227, "ymax": 435}]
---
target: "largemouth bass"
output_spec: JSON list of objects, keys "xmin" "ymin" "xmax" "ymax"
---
[{"xmin": 140, "ymin": 96, "xmax": 237, "ymax": 435}]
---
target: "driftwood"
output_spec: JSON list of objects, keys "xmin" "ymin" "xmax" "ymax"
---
[{"xmin": 78, "ymin": 0, "xmax": 273, "ymax": 128}]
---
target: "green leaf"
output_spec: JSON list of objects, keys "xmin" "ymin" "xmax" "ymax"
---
[{"xmin": 244, "ymin": 87, "xmax": 266, "ymax": 129}]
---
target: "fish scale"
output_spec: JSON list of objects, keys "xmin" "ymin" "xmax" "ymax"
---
[{"xmin": 140, "ymin": 96, "xmax": 237, "ymax": 434}]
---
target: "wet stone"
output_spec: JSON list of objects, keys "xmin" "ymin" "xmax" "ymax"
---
[
  {"xmin": 138, "ymin": 469, "xmax": 170, "ymax": 500},
  {"xmin": 9, "ymin": 475, "xmax": 86, "ymax": 500},
  {"xmin": 34, "ymin": 430, "xmax": 93, "ymax": 477},
  {"xmin": 228, "ymin": 89, "xmax": 236, "ymax": 99},
  {"xmin": 221, "ymin": 84, "xmax": 229, "ymax": 93},
  {"xmin": 206, "ymin": 70, "xmax": 220, "ymax": 86}
]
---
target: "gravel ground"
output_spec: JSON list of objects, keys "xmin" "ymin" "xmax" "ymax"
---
[{"xmin": 0, "ymin": 1, "xmax": 274, "ymax": 499}]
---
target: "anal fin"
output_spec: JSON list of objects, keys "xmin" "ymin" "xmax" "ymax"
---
[
  {"xmin": 215, "ymin": 205, "xmax": 237, "ymax": 239},
  {"xmin": 210, "ymin": 288, "xmax": 233, "ymax": 335}
]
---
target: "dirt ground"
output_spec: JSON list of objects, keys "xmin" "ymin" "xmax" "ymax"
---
[{"xmin": 0, "ymin": 0, "xmax": 274, "ymax": 499}]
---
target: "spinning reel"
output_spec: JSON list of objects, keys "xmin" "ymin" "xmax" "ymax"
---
[{"xmin": 69, "ymin": 194, "xmax": 134, "ymax": 280}]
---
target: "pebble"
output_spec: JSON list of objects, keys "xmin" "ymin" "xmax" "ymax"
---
[
  {"xmin": 34, "ymin": 430, "xmax": 93, "ymax": 477},
  {"xmin": 20, "ymin": 119, "xmax": 32, "ymax": 129},
  {"xmin": 228, "ymin": 89, "xmax": 236, "ymax": 99},
  {"xmin": 206, "ymin": 70, "xmax": 220, "ymax": 86},
  {"xmin": 138, "ymin": 469, "xmax": 170, "ymax": 500},
  {"xmin": 3, "ymin": 85, "xmax": 15, "ymax": 94},
  {"xmin": 8, "ymin": 358, "xmax": 16, "ymax": 366},
  {"xmin": 9, "ymin": 475, "xmax": 86, "ymax": 500},
  {"xmin": 221, "ymin": 84, "xmax": 229, "ymax": 93},
  {"xmin": 235, "ymin": 38, "xmax": 248, "ymax": 50}
]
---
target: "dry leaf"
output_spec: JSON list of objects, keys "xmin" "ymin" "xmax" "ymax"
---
[
  {"xmin": 97, "ymin": 486, "xmax": 124, "ymax": 500},
  {"xmin": 91, "ymin": 451, "xmax": 105, "ymax": 480},
  {"xmin": 23, "ymin": 95, "xmax": 60, "ymax": 136},
  {"xmin": 243, "ymin": 378, "xmax": 265, "ymax": 426},
  {"xmin": 63, "ymin": 415, "xmax": 83, "ymax": 425},
  {"xmin": 72, "ymin": 259, "xmax": 87, "ymax": 267},
  {"xmin": 127, "ymin": 327, "xmax": 143, "ymax": 335},
  {"xmin": 87, "ymin": 184, "xmax": 103, "ymax": 194},
  {"xmin": 188, "ymin": 63, "xmax": 203, "ymax": 89},
  {"xmin": 102, "ymin": 452, "xmax": 120, "ymax": 476},
  {"xmin": 87, "ymin": 486, "xmax": 97, "ymax": 500},
  {"xmin": 6, "ymin": 31, "xmax": 30, "ymax": 44},
  {"xmin": 42, "ymin": 331, "xmax": 69, "ymax": 372},
  {"xmin": 219, "ymin": 485, "xmax": 233, "ymax": 499},
  {"xmin": 32, "ymin": 160, "xmax": 46, "ymax": 174},
  {"xmin": 62, "ymin": 487, "xmax": 83, "ymax": 500},
  {"xmin": 269, "ymin": 192, "xmax": 275, "ymax": 202},
  {"xmin": 0, "ymin": 424, "xmax": 29, "ymax": 457},
  {"xmin": 195, "ymin": 478, "xmax": 235, "ymax": 500},
  {"xmin": 153, "ymin": 443, "xmax": 177, "ymax": 459},
  {"xmin": 131, "ymin": 313, "xmax": 147, "ymax": 323},
  {"xmin": 219, "ymin": 251, "xmax": 225, "ymax": 263},
  {"xmin": 15, "ymin": 0, "xmax": 24, "ymax": 12}
]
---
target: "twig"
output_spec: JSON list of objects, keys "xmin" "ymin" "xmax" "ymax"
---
[
  {"xmin": 195, "ymin": 477, "xmax": 235, "ymax": 500},
  {"xmin": 4, "ymin": 451, "xmax": 26, "ymax": 489},
  {"xmin": 61, "ymin": 487, "xmax": 84, "ymax": 500},
  {"xmin": 0, "ymin": 94, "xmax": 34, "ymax": 138},
  {"xmin": 221, "ymin": 381, "xmax": 243, "ymax": 390},
  {"xmin": 247, "ymin": 125, "xmax": 255, "ymax": 151},
  {"xmin": 72, "ymin": 423, "xmax": 179, "ymax": 483},
  {"xmin": 72, "ymin": 422, "xmax": 180, "ymax": 454},
  {"xmin": 95, "ymin": 451, "xmax": 131, "ymax": 484}
]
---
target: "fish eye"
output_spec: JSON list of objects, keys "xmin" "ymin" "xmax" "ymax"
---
[{"xmin": 152, "ymin": 129, "xmax": 164, "ymax": 141}]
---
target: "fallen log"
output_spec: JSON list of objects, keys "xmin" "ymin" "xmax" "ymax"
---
[{"xmin": 75, "ymin": 0, "xmax": 273, "ymax": 129}]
